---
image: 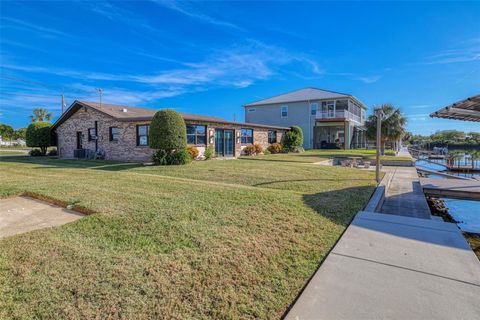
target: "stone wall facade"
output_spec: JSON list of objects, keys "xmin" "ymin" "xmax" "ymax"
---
[{"xmin": 56, "ymin": 106, "xmax": 287, "ymax": 162}]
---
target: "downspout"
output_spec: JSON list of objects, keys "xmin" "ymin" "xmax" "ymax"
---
[{"xmin": 94, "ymin": 121, "xmax": 98, "ymax": 152}]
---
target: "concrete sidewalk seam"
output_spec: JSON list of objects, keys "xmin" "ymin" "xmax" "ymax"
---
[
  {"xmin": 331, "ymin": 252, "xmax": 480, "ymax": 288},
  {"xmin": 356, "ymin": 217, "xmax": 460, "ymax": 234}
]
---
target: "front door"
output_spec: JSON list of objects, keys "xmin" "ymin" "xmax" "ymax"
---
[
  {"xmin": 215, "ymin": 129, "xmax": 234, "ymax": 157},
  {"xmin": 76, "ymin": 131, "xmax": 83, "ymax": 149}
]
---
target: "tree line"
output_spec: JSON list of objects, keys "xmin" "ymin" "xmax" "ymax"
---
[{"xmin": 406, "ymin": 130, "xmax": 480, "ymax": 146}]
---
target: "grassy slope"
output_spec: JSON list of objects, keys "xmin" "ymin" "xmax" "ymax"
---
[{"xmin": 0, "ymin": 156, "xmax": 376, "ymax": 319}]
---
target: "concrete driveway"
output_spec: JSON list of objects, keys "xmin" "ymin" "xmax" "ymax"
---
[{"xmin": 0, "ymin": 196, "xmax": 84, "ymax": 238}]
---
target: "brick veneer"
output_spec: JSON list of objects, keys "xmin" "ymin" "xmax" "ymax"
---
[{"xmin": 56, "ymin": 106, "xmax": 286, "ymax": 162}]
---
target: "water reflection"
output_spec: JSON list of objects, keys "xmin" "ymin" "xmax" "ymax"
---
[{"xmin": 415, "ymin": 149, "xmax": 480, "ymax": 233}]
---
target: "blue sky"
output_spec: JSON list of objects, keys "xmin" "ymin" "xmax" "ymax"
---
[{"xmin": 1, "ymin": 1, "xmax": 479, "ymax": 134}]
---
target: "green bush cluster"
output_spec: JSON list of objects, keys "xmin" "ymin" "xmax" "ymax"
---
[
  {"xmin": 282, "ymin": 126, "xmax": 304, "ymax": 152},
  {"xmin": 29, "ymin": 149, "xmax": 43, "ymax": 156},
  {"xmin": 26, "ymin": 122, "xmax": 52, "ymax": 155},
  {"xmin": 204, "ymin": 145, "xmax": 214, "ymax": 159},
  {"xmin": 47, "ymin": 148, "xmax": 58, "ymax": 156},
  {"xmin": 152, "ymin": 149, "xmax": 192, "ymax": 165}
]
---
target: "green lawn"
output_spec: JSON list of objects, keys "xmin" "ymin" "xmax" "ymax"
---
[
  {"xmin": 0, "ymin": 149, "xmax": 29, "ymax": 156},
  {"xmin": 0, "ymin": 155, "xmax": 376, "ymax": 319},
  {"xmin": 242, "ymin": 149, "xmax": 411, "ymax": 163}
]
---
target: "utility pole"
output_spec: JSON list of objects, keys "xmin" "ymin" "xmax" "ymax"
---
[
  {"xmin": 96, "ymin": 88, "xmax": 103, "ymax": 108},
  {"xmin": 375, "ymin": 108, "xmax": 385, "ymax": 183}
]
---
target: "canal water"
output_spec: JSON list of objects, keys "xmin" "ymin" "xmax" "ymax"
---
[{"xmin": 415, "ymin": 152, "xmax": 480, "ymax": 233}]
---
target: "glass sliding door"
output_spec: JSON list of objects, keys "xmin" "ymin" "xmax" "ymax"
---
[
  {"xmin": 215, "ymin": 130, "xmax": 224, "ymax": 156},
  {"xmin": 215, "ymin": 129, "xmax": 235, "ymax": 157},
  {"xmin": 224, "ymin": 130, "xmax": 234, "ymax": 156}
]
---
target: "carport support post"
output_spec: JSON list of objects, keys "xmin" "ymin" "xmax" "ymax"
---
[{"xmin": 375, "ymin": 108, "xmax": 383, "ymax": 184}]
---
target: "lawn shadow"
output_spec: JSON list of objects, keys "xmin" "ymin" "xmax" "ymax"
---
[
  {"xmin": 253, "ymin": 178, "xmax": 374, "ymax": 188},
  {"xmin": 303, "ymin": 185, "xmax": 376, "ymax": 227},
  {"xmin": 239, "ymin": 155, "xmax": 328, "ymax": 164},
  {"xmin": 0, "ymin": 156, "xmax": 143, "ymax": 171}
]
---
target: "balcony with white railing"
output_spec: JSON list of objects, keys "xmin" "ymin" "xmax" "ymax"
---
[{"xmin": 316, "ymin": 109, "xmax": 363, "ymax": 124}]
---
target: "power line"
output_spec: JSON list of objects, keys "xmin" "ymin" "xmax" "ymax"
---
[
  {"xmin": 1, "ymin": 92, "xmax": 60, "ymax": 98},
  {"xmin": 0, "ymin": 75, "xmax": 96, "ymax": 94}
]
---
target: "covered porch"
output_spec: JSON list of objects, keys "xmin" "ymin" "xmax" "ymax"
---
[{"xmin": 313, "ymin": 121, "xmax": 367, "ymax": 149}]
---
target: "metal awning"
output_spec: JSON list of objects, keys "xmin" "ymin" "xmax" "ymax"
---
[{"xmin": 430, "ymin": 94, "xmax": 480, "ymax": 122}]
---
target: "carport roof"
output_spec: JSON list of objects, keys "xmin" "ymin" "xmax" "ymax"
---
[{"xmin": 430, "ymin": 94, "xmax": 480, "ymax": 122}]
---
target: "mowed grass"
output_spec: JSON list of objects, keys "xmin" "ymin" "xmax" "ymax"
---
[
  {"xmin": 0, "ymin": 155, "xmax": 376, "ymax": 319},
  {"xmin": 242, "ymin": 149, "xmax": 410, "ymax": 164}
]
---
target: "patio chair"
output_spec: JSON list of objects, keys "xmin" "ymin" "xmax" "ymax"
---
[{"xmin": 363, "ymin": 161, "xmax": 371, "ymax": 169}]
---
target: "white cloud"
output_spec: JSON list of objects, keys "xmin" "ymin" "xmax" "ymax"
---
[
  {"xmin": 1, "ymin": 41, "xmax": 320, "ymax": 91},
  {"xmin": 356, "ymin": 75, "xmax": 382, "ymax": 84},
  {"xmin": 405, "ymin": 113, "xmax": 430, "ymax": 122},
  {"xmin": 1, "ymin": 17, "xmax": 67, "ymax": 38},
  {"xmin": 422, "ymin": 38, "xmax": 480, "ymax": 65},
  {"xmin": 153, "ymin": 0, "xmax": 243, "ymax": 31}
]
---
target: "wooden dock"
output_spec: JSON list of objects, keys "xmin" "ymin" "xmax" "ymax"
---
[
  {"xmin": 445, "ymin": 165, "xmax": 480, "ymax": 173},
  {"xmin": 420, "ymin": 178, "xmax": 480, "ymax": 200}
]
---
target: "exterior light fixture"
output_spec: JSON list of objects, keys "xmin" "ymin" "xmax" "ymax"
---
[{"xmin": 209, "ymin": 129, "xmax": 215, "ymax": 144}]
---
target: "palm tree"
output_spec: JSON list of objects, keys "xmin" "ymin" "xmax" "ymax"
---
[
  {"xmin": 30, "ymin": 108, "xmax": 53, "ymax": 122},
  {"xmin": 366, "ymin": 104, "xmax": 407, "ymax": 154}
]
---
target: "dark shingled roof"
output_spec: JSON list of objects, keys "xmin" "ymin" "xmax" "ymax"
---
[{"xmin": 52, "ymin": 100, "xmax": 289, "ymax": 130}]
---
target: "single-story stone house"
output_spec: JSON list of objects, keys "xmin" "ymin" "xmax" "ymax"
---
[{"xmin": 52, "ymin": 101, "xmax": 289, "ymax": 162}]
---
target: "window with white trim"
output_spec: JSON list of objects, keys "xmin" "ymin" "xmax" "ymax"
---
[
  {"xmin": 186, "ymin": 124, "xmax": 206, "ymax": 145},
  {"xmin": 136, "ymin": 124, "xmax": 149, "ymax": 146},
  {"xmin": 281, "ymin": 105, "xmax": 288, "ymax": 118},
  {"xmin": 310, "ymin": 103, "xmax": 318, "ymax": 115},
  {"xmin": 241, "ymin": 128, "xmax": 253, "ymax": 144}
]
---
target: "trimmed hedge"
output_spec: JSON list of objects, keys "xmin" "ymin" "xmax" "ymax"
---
[
  {"xmin": 26, "ymin": 122, "xmax": 52, "ymax": 155},
  {"xmin": 149, "ymin": 109, "xmax": 187, "ymax": 151},
  {"xmin": 282, "ymin": 126, "xmax": 304, "ymax": 152}
]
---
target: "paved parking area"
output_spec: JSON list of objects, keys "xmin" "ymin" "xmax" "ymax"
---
[{"xmin": 0, "ymin": 196, "xmax": 83, "ymax": 238}]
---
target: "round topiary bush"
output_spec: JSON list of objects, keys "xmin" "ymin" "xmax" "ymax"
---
[
  {"xmin": 149, "ymin": 109, "xmax": 191, "ymax": 165},
  {"xmin": 149, "ymin": 109, "xmax": 187, "ymax": 152},
  {"xmin": 26, "ymin": 121, "xmax": 52, "ymax": 155}
]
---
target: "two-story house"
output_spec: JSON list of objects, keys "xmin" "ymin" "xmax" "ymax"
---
[{"xmin": 244, "ymin": 88, "xmax": 368, "ymax": 149}]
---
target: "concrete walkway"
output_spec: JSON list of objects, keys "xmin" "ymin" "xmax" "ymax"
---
[
  {"xmin": 0, "ymin": 196, "xmax": 83, "ymax": 238},
  {"xmin": 285, "ymin": 148, "xmax": 480, "ymax": 319},
  {"xmin": 285, "ymin": 212, "xmax": 480, "ymax": 320},
  {"xmin": 380, "ymin": 166, "xmax": 432, "ymax": 219}
]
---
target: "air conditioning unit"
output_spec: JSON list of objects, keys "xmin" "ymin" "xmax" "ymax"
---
[{"xmin": 74, "ymin": 149, "xmax": 87, "ymax": 158}]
